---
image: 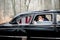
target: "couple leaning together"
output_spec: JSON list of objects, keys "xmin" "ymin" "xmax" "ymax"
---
[{"xmin": 33, "ymin": 15, "xmax": 49, "ymax": 24}]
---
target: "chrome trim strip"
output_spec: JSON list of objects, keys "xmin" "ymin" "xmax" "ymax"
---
[
  {"xmin": 30, "ymin": 37, "xmax": 59, "ymax": 39},
  {"xmin": 0, "ymin": 35, "xmax": 27, "ymax": 38},
  {"xmin": 0, "ymin": 35, "xmax": 60, "ymax": 39}
]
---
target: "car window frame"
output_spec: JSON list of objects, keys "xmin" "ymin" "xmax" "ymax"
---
[
  {"xmin": 16, "ymin": 13, "xmax": 33, "ymax": 25},
  {"xmin": 32, "ymin": 13, "xmax": 54, "ymax": 26},
  {"xmin": 56, "ymin": 13, "xmax": 60, "ymax": 25}
]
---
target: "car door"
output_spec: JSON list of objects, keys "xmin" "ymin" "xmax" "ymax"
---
[
  {"xmin": 12, "ymin": 13, "xmax": 34, "ymax": 35},
  {"xmin": 56, "ymin": 13, "xmax": 60, "ymax": 30},
  {"xmin": 27, "ymin": 13, "xmax": 54, "ymax": 30},
  {"xmin": 0, "ymin": 13, "xmax": 33, "ymax": 36},
  {"xmin": 26, "ymin": 12, "xmax": 55, "ymax": 37},
  {"xmin": 56, "ymin": 13, "xmax": 60, "ymax": 37}
]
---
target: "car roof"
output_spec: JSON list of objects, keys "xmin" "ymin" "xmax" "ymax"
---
[
  {"xmin": 33, "ymin": 10, "xmax": 60, "ymax": 13},
  {"xmin": 14, "ymin": 10, "xmax": 60, "ymax": 18}
]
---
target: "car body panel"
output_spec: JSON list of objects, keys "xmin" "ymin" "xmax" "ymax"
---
[{"xmin": 0, "ymin": 10, "xmax": 60, "ymax": 37}]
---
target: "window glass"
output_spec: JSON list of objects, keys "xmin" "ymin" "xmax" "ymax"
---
[
  {"xmin": 33, "ymin": 14, "xmax": 53, "ymax": 25},
  {"xmin": 56, "ymin": 14, "xmax": 60, "ymax": 23},
  {"xmin": 16, "ymin": 15, "xmax": 32, "ymax": 25}
]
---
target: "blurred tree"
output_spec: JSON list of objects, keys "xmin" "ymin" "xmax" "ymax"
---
[
  {"xmin": 25, "ymin": 0, "xmax": 31, "ymax": 11},
  {"xmin": 0, "ymin": 0, "xmax": 60, "ymax": 24},
  {"xmin": 11, "ymin": 0, "xmax": 16, "ymax": 15}
]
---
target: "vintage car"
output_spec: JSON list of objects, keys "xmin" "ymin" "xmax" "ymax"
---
[{"xmin": 0, "ymin": 10, "xmax": 60, "ymax": 39}]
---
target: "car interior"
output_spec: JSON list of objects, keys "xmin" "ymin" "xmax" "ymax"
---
[{"xmin": 33, "ymin": 14, "xmax": 53, "ymax": 25}]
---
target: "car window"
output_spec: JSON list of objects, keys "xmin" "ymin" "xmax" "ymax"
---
[
  {"xmin": 16, "ymin": 14, "xmax": 32, "ymax": 25},
  {"xmin": 33, "ymin": 14, "xmax": 53, "ymax": 25},
  {"xmin": 56, "ymin": 14, "xmax": 60, "ymax": 23}
]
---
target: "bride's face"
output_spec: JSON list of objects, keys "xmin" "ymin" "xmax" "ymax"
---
[{"xmin": 38, "ymin": 16, "xmax": 44, "ymax": 21}]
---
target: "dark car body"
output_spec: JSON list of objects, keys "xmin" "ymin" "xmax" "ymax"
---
[{"xmin": 0, "ymin": 10, "xmax": 60, "ymax": 39}]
